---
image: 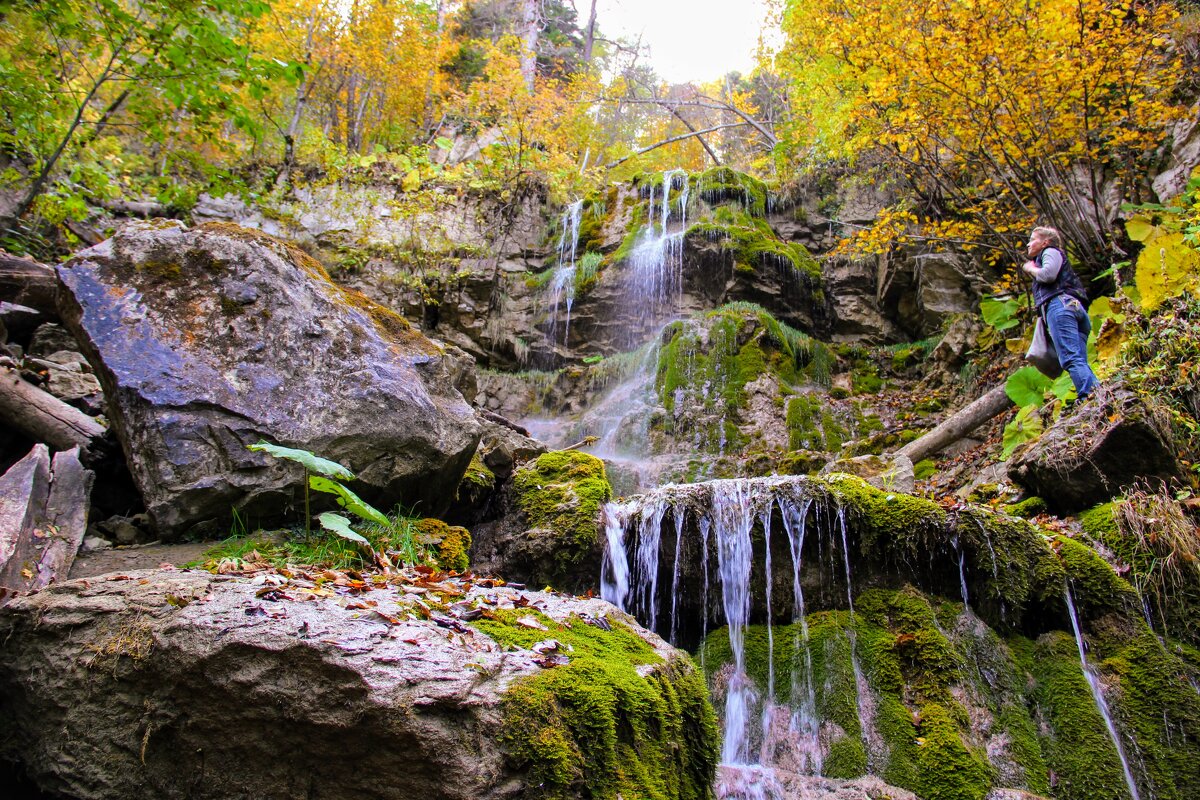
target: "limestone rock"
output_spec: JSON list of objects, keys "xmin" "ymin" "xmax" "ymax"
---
[
  {"xmin": 0, "ymin": 444, "xmax": 92, "ymax": 598},
  {"xmin": 716, "ymin": 767, "xmax": 920, "ymax": 799},
  {"xmin": 1008, "ymin": 388, "xmax": 1182, "ymax": 512},
  {"xmin": 56, "ymin": 221, "xmax": 480, "ymax": 538},
  {"xmin": 0, "ymin": 569, "xmax": 713, "ymax": 800}
]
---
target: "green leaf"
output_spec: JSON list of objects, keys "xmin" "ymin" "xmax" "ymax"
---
[
  {"xmin": 434, "ymin": 137, "xmax": 454, "ymax": 150},
  {"xmin": 1050, "ymin": 373, "xmax": 1075, "ymax": 401},
  {"xmin": 318, "ymin": 512, "xmax": 371, "ymax": 546},
  {"xmin": 1002, "ymin": 405, "xmax": 1044, "ymax": 460},
  {"xmin": 1005, "ymin": 366, "xmax": 1052, "ymax": 407},
  {"xmin": 309, "ymin": 476, "xmax": 390, "ymax": 527},
  {"xmin": 980, "ymin": 297, "xmax": 1020, "ymax": 331},
  {"xmin": 247, "ymin": 441, "xmax": 354, "ymax": 479}
]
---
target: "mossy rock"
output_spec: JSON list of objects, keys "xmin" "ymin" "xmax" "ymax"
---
[
  {"xmin": 1005, "ymin": 496, "xmax": 1048, "ymax": 518},
  {"xmin": 510, "ymin": 451, "xmax": 613, "ymax": 591},
  {"xmin": 477, "ymin": 609, "xmax": 719, "ymax": 800},
  {"xmin": 692, "ymin": 166, "xmax": 769, "ymax": 217},
  {"xmin": 414, "ymin": 518, "xmax": 473, "ymax": 573}
]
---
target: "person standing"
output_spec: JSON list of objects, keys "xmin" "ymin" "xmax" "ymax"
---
[{"xmin": 1021, "ymin": 226, "xmax": 1100, "ymax": 400}]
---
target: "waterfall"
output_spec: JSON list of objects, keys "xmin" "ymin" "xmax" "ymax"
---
[
  {"xmin": 714, "ymin": 480, "xmax": 758, "ymax": 765},
  {"xmin": 781, "ymin": 497, "xmax": 822, "ymax": 775},
  {"xmin": 624, "ymin": 169, "xmax": 689, "ymax": 343},
  {"xmin": 1065, "ymin": 585, "xmax": 1143, "ymax": 800},
  {"xmin": 545, "ymin": 200, "xmax": 583, "ymax": 347}
]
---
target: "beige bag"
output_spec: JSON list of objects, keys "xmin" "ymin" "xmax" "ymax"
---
[{"xmin": 1025, "ymin": 317, "xmax": 1063, "ymax": 378}]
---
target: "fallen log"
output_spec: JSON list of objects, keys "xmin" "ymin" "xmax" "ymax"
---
[
  {"xmin": 0, "ymin": 444, "xmax": 94, "ymax": 598},
  {"xmin": 0, "ymin": 251, "xmax": 57, "ymax": 314},
  {"xmin": 893, "ymin": 383, "xmax": 1014, "ymax": 464},
  {"xmin": 0, "ymin": 365, "xmax": 106, "ymax": 450}
]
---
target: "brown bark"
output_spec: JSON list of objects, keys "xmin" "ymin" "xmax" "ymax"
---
[
  {"xmin": 0, "ymin": 252, "xmax": 57, "ymax": 314},
  {"xmin": 0, "ymin": 366, "xmax": 106, "ymax": 451},
  {"xmin": 893, "ymin": 383, "xmax": 1014, "ymax": 464}
]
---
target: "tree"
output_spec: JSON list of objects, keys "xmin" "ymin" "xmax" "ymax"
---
[
  {"xmin": 0, "ymin": 0, "xmax": 283, "ymax": 226},
  {"xmin": 777, "ymin": 0, "xmax": 1188, "ymax": 276}
]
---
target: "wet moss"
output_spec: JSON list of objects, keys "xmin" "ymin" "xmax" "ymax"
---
[
  {"xmin": 825, "ymin": 473, "xmax": 948, "ymax": 553},
  {"xmin": 913, "ymin": 459, "xmax": 938, "ymax": 481},
  {"xmin": 479, "ymin": 610, "xmax": 718, "ymax": 800},
  {"xmin": 1006, "ymin": 497, "xmax": 1048, "ymax": 518},
  {"xmin": 1054, "ymin": 535, "xmax": 1139, "ymax": 617},
  {"xmin": 1011, "ymin": 633, "xmax": 1130, "ymax": 800},
  {"xmin": 462, "ymin": 453, "xmax": 496, "ymax": 491},
  {"xmin": 913, "ymin": 703, "xmax": 993, "ymax": 800},
  {"xmin": 511, "ymin": 451, "xmax": 613, "ymax": 588},
  {"xmin": 693, "ymin": 167, "xmax": 769, "ymax": 217},
  {"xmin": 787, "ymin": 394, "xmax": 848, "ymax": 452},
  {"xmin": 687, "ymin": 205, "xmax": 821, "ymax": 282}
]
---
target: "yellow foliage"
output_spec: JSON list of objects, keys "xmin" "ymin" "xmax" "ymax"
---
[{"xmin": 1131, "ymin": 225, "xmax": 1200, "ymax": 312}]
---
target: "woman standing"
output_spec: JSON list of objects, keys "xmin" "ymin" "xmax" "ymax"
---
[{"xmin": 1021, "ymin": 227, "xmax": 1100, "ymax": 400}]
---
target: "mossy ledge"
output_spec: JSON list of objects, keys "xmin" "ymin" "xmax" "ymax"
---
[{"xmin": 476, "ymin": 608, "xmax": 718, "ymax": 800}]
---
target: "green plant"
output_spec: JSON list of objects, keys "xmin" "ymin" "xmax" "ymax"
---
[{"xmin": 247, "ymin": 441, "xmax": 388, "ymax": 551}]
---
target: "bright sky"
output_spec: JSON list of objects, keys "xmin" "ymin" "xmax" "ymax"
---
[{"xmin": 594, "ymin": 0, "xmax": 775, "ymax": 84}]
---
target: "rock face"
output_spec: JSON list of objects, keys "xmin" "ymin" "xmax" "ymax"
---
[
  {"xmin": 0, "ymin": 568, "xmax": 717, "ymax": 800},
  {"xmin": 56, "ymin": 221, "xmax": 480, "ymax": 538},
  {"xmin": 1008, "ymin": 388, "xmax": 1182, "ymax": 512}
]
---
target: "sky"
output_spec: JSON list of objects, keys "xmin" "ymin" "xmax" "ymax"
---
[{"xmin": 592, "ymin": 0, "xmax": 776, "ymax": 84}]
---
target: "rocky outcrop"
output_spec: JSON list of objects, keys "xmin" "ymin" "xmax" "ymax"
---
[
  {"xmin": 0, "ymin": 444, "xmax": 92, "ymax": 598},
  {"xmin": 56, "ymin": 221, "xmax": 480, "ymax": 539},
  {"xmin": 1008, "ymin": 388, "xmax": 1182, "ymax": 512},
  {"xmin": 0, "ymin": 567, "xmax": 717, "ymax": 800}
]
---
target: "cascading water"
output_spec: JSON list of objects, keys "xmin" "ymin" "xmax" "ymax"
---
[
  {"xmin": 543, "ymin": 200, "xmax": 583, "ymax": 348},
  {"xmin": 601, "ymin": 476, "xmax": 880, "ymax": 782},
  {"xmin": 625, "ymin": 169, "xmax": 689, "ymax": 338},
  {"xmin": 1064, "ymin": 585, "xmax": 1144, "ymax": 800}
]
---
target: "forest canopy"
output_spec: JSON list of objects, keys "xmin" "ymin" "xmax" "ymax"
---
[{"xmin": 0, "ymin": 0, "xmax": 1195, "ymax": 275}]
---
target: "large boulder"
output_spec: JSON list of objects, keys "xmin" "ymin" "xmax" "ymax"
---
[
  {"xmin": 0, "ymin": 568, "xmax": 716, "ymax": 800},
  {"xmin": 1008, "ymin": 388, "xmax": 1182, "ymax": 512},
  {"xmin": 56, "ymin": 221, "xmax": 480, "ymax": 538}
]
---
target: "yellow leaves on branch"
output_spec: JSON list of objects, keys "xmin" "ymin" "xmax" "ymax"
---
[{"xmin": 780, "ymin": 0, "xmax": 1188, "ymax": 260}]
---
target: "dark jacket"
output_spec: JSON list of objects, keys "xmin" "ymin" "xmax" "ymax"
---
[{"xmin": 1032, "ymin": 246, "xmax": 1088, "ymax": 309}]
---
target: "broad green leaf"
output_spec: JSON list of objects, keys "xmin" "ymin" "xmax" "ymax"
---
[
  {"xmin": 309, "ymin": 476, "xmax": 390, "ymax": 527},
  {"xmin": 434, "ymin": 137, "xmax": 454, "ymax": 150},
  {"xmin": 1005, "ymin": 366, "xmax": 1052, "ymax": 407},
  {"xmin": 1002, "ymin": 405, "xmax": 1044, "ymax": 460},
  {"xmin": 980, "ymin": 297, "xmax": 1020, "ymax": 331},
  {"xmin": 318, "ymin": 512, "xmax": 370, "ymax": 546},
  {"xmin": 1050, "ymin": 373, "xmax": 1075, "ymax": 401},
  {"xmin": 248, "ymin": 442, "xmax": 354, "ymax": 480}
]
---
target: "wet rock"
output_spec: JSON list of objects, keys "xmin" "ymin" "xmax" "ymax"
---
[
  {"xmin": 56, "ymin": 221, "xmax": 480, "ymax": 538},
  {"xmin": 0, "ymin": 569, "xmax": 713, "ymax": 800},
  {"xmin": 716, "ymin": 766, "xmax": 920, "ymax": 799},
  {"xmin": 1008, "ymin": 388, "xmax": 1182, "ymax": 512},
  {"xmin": 0, "ymin": 303, "xmax": 46, "ymax": 344}
]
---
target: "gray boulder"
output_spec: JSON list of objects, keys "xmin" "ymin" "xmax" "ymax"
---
[
  {"xmin": 57, "ymin": 221, "xmax": 480, "ymax": 538},
  {"xmin": 0, "ymin": 568, "xmax": 713, "ymax": 800},
  {"xmin": 1008, "ymin": 387, "xmax": 1182, "ymax": 511}
]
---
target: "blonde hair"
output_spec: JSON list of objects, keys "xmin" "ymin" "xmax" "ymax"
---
[{"xmin": 1031, "ymin": 226, "xmax": 1062, "ymax": 248}]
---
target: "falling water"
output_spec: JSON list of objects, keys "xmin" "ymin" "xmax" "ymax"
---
[
  {"xmin": 952, "ymin": 534, "xmax": 969, "ymax": 609},
  {"xmin": 624, "ymin": 169, "xmax": 689, "ymax": 342},
  {"xmin": 545, "ymin": 200, "xmax": 583, "ymax": 346},
  {"xmin": 601, "ymin": 501, "xmax": 632, "ymax": 611},
  {"xmin": 1065, "ymin": 585, "xmax": 1143, "ymax": 800},
  {"xmin": 634, "ymin": 499, "xmax": 669, "ymax": 630},
  {"xmin": 781, "ymin": 497, "xmax": 822, "ymax": 774},
  {"xmin": 670, "ymin": 509, "xmax": 686, "ymax": 645},
  {"xmin": 837, "ymin": 506, "xmax": 880, "ymax": 771},
  {"xmin": 714, "ymin": 480, "xmax": 759, "ymax": 765}
]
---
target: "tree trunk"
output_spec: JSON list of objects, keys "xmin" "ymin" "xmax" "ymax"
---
[
  {"xmin": 518, "ymin": 0, "xmax": 539, "ymax": 92},
  {"xmin": 583, "ymin": 0, "xmax": 598, "ymax": 63},
  {"xmin": 893, "ymin": 383, "xmax": 1014, "ymax": 464},
  {"xmin": 0, "ymin": 366, "xmax": 106, "ymax": 452}
]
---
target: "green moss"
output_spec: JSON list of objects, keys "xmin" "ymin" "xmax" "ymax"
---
[
  {"xmin": 1006, "ymin": 497, "xmax": 1048, "ymax": 518},
  {"xmin": 787, "ymin": 394, "xmax": 849, "ymax": 452},
  {"xmin": 511, "ymin": 451, "xmax": 613, "ymax": 588},
  {"xmin": 693, "ymin": 167, "xmax": 769, "ymax": 217},
  {"xmin": 913, "ymin": 459, "xmax": 938, "ymax": 481},
  {"xmin": 1011, "ymin": 633, "xmax": 1131, "ymax": 800},
  {"xmin": 851, "ymin": 365, "xmax": 884, "ymax": 394},
  {"xmin": 413, "ymin": 518, "xmax": 472, "ymax": 573},
  {"xmin": 461, "ymin": 453, "xmax": 496, "ymax": 492},
  {"xmin": 1054, "ymin": 535, "xmax": 1139, "ymax": 617},
  {"xmin": 914, "ymin": 703, "xmax": 993, "ymax": 800},
  {"xmin": 825, "ymin": 473, "xmax": 949, "ymax": 553},
  {"xmin": 687, "ymin": 205, "xmax": 821, "ymax": 282},
  {"xmin": 480, "ymin": 610, "xmax": 718, "ymax": 800}
]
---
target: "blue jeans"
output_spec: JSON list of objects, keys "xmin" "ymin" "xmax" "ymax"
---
[{"xmin": 1044, "ymin": 294, "xmax": 1099, "ymax": 398}]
